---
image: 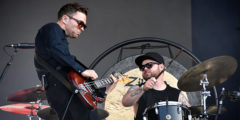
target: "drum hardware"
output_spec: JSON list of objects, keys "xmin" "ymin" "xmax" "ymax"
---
[
  {"xmin": 143, "ymin": 101, "xmax": 190, "ymax": 120},
  {"xmin": 166, "ymin": 114, "xmax": 171, "ymax": 120},
  {"xmin": 155, "ymin": 107, "xmax": 159, "ymax": 115},
  {"xmin": 37, "ymin": 107, "xmax": 109, "ymax": 120},
  {"xmin": 214, "ymin": 88, "xmax": 240, "ymax": 120},
  {"xmin": 178, "ymin": 56, "xmax": 237, "ymax": 119},
  {"xmin": 0, "ymin": 103, "xmax": 49, "ymax": 120},
  {"xmin": 178, "ymin": 56, "xmax": 238, "ymax": 92},
  {"xmin": 223, "ymin": 89, "xmax": 240, "ymax": 102},
  {"xmin": 189, "ymin": 105, "xmax": 227, "ymax": 117},
  {"xmin": 177, "ymin": 104, "xmax": 182, "ymax": 114},
  {"xmin": 214, "ymin": 87, "xmax": 227, "ymax": 120},
  {"xmin": 27, "ymin": 102, "xmax": 42, "ymax": 120},
  {"xmin": 200, "ymin": 73, "xmax": 211, "ymax": 119},
  {"xmin": 2, "ymin": 85, "xmax": 48, "ymax": 120},
  {"xmin": 7, "ymin": 85, "xmax": 46, "ymax": 103}
]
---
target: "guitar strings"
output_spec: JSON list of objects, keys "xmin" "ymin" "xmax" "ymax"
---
[
  {"xmin": 81, "ymin": 74, "xmax": 125, "ymax": 87},
  {"xmin": 83, "ymin": 78, "xmax": 113, "ymax": 87}
]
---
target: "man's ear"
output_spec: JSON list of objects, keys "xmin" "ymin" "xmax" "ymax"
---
[
  {"xmin": 64, "ymin": 17, "xmax": 68, "ymax": 22},
  {"xmin": 160, "ymin": 64, "xmax": 164, "ymax": 70},
  {"xmin": 62, "ymin": 15, "xmax": 69, "ymax": 23}
]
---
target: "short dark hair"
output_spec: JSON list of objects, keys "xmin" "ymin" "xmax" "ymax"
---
[{"xmin": 57, "ymin": 2, "xmax": 88, "ymax": 20}]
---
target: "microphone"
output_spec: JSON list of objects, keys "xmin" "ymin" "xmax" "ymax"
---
[{"xmin": 5, "ymin": 43, "xmax": 35, "ymax": 49}]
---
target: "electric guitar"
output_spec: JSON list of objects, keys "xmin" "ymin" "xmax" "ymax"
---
[{"xmin": 68, "ymin": 71, "xmax": 128, "ymax": 110}]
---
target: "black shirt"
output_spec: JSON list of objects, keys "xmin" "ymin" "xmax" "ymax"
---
[
  {"xmin": 34, "ymin": 23, "xmax": 98, "ymax": 120},
  {"xmin": 135, "ymin": 84, "xmax": 180, "ymax": 120},
  {"xmin": 34, "ymin": 23, "xmax": 86, "ymax": 80}
]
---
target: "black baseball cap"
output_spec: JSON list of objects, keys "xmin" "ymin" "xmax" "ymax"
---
[{"xmin": 135, "ymin": 52, "xmax": 164, "ymax": 67}]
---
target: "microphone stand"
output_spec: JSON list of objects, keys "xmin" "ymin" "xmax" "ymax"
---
[
  {"xmin": 0, "ymin": 48, "xmax": 18, "ymax": 82},
  {"xmin": 215, "ymin": 88, "xmax": 225, "ymax": 120}
]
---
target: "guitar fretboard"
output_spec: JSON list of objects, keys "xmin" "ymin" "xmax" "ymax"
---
[{"xmin": 93, "ymin": 78, "xmax": 114, "ymax": 89}]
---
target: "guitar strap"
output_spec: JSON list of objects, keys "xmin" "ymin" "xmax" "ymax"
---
[{"xmin": 34, "ymin": 54, "xmax": 77, "ymax": 94}]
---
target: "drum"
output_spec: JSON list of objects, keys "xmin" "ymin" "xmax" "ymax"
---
[{"xmin": 143, "ymin": 101, "xmax": 190, "ymax": 120}]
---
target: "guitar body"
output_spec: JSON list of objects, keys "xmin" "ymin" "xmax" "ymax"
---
[{"xmin": 68, "ymin": 71, "xmax": 105, "ymax": 110}]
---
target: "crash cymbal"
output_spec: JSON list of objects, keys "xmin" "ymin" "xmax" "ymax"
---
[
  {"xmin": 37, "ymin": 107, "xmax": 58, "ymax": 120},
  {"xmin": 178, "ymin": 56, "xmax": 238, "ymax": 92},
  {"xmin": 189, "ymin": 105, "xmax": 227, "ymax": 117},
  {"xmin": 7, "ymin": 85, "xmax": 46, "ymax": 102},
  {"xmin": 37, "ymin": 107, "xmax": 109, "ymax": 120},
  {"xmin": 0, "ymin": 104, "xmax": 49, "ymax": 116}
]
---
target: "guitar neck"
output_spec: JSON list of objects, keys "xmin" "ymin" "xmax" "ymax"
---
[{"xmin": 93, "ymin": 78, "xmax": 114, "ymax": 89}]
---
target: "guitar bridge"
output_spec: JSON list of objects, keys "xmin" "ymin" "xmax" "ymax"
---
[{"xmin": 79, "ymin": 84, "xmax": 88, "ymax": 93}]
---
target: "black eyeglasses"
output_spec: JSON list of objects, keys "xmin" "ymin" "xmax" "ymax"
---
[
  {"xmin": 139, "ymin": 62, "xmax": 159, "ymax": 71},
  {"xmin": 67, "ymin": 15, "xmax": 87, "ymax": 30}
]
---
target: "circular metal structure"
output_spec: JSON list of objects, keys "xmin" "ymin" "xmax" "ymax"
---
[{"xmin": 89, "ymin": 37, "xmax": 201, "ymax": 69}]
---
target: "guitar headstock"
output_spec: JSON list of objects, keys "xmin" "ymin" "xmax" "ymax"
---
[{"xmin": 112, "ymin": 72, "xmax": 130, "ymax": 83}]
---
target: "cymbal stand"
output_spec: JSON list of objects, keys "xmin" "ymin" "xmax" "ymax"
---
[
  {"xmin": 36, "ymin": 91, "xmax": 44, "ymax": 120},
  {"xmin": 200, "ymin": 73, "xmax": 211, "ymax": 120},
  {"xmin": 34, "ymin": 75, "xmax": 46, "ymax": 120},
  {"xmin": 36, "ymin": 100, "xmax": 42, "ymax": 120},
  {"xmin": 32, "ymin": 85, "xmax": 44, "ymax": 120},
  {"xmin": 27, "ymin": 102, "xmax": 35, "ymax": 120}
]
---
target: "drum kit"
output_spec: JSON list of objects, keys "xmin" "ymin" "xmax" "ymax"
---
[
  {"xmin": 0, "ymin": 84, "xmax": 110, "ymax": 120},
  {"xmin": 0, "ymin": 56, "xmax": 239, "ymax": 120},
  {"xmin": 0, "ymin": 85, "xmax": 50, "ymax": 120},
  {"xmin": 142, "ymin": 56, "xmax": 239, "ymax": 120}
]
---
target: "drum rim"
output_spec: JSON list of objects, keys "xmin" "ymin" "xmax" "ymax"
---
[
  {"xmin": 143, "ymin": 101, "xmax": 187, "ymax": 117},
  {"xmin": 156, "ymin": 101, "xmax": 182, "ymax": 106}
]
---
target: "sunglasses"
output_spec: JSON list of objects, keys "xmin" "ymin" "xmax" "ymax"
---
[
  {"xmin": 139, "ymin": 62, "xmax": 159, "ymax": 71},
  {"xmin": 67, "ymin": 15, "xmax": 87, "ymax": 30}
]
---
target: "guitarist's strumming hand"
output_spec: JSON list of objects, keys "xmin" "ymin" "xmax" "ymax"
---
[
  {"xmin": 105, "ymin": 74, "xmax": 119, "ymax": 95},
  {"xmin": 68, "ymin": 70, "xmax": 124, "ymax": 109},
  {"xmin": 81, "ymin": 69, "xmax": 98, "ymax": 80}
]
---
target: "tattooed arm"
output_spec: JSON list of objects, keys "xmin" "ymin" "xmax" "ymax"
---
[
  {"xmin": 122, "ymin": 77, "xmax": 156, "ymax": 107},
  {"xmin": 122, "ymin": 85, "xmax": 144, "ymax": 107},
  {"xmin": 178, "ymin": 91, "xmax": 191, "ymax": 107}
]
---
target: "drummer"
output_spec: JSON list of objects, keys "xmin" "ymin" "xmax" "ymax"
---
[{"xmin": 122, "ymin": 52, "xmax": 191, "ymax": 120}]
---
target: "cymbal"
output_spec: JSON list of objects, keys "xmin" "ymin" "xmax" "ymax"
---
[
  {"xmin": 37, "ymin": 108, "xmax": 109, "ymax": 120},
  {"xmin": 7, "ymin": 86, "xmax": 46, "ymax": 102},
  {"xmin": 37, "ymin": 107, "xmax": 58, "ymax": 120},
  {"xmin": 0, "ymin": 104, "xmax": 49, "ymax": 116},
  {"xmin": 189, "ymin": 105, "xmax": 227, "ymax": 117},
  {"xmin": 178, "ymin": 56, "xmax": 238, "ymax": 92}
]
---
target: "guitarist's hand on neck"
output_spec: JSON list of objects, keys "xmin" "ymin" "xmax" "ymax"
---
[
  {"xmin": 105, "ymin": 74, "xmax": 119, "ymax": 95},
  {"xmin": 81, "ymin": 69, "xmax": 98, "ymax": 80}
]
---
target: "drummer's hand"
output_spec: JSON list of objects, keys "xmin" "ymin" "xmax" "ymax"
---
[
  {"xmin": 143, "ymin": 77, "xmax": 156, "ymax": 91},
  {"xmin": 81, "ymin": 69, "xmax": 98, "ymax": 80}
]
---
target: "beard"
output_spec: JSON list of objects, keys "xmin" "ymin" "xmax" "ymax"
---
[{"xmin": 143, "ymin": 71, "xmax": 161, "ymax": 80}]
